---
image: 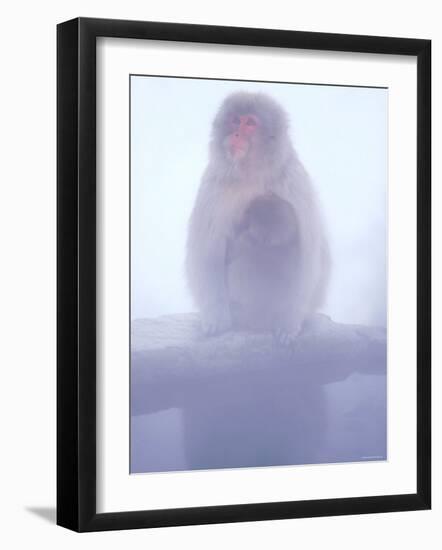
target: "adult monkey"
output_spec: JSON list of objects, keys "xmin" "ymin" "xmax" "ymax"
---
[{"xmin": 186, "ymin": 92, "xmax": 330, "ymax": 344}]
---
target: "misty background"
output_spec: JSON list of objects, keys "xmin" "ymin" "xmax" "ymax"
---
[
  {"xmin": 130, "ymin": 76, "xmax": 388, "ymax": 327},
  {"xmin": 130, "ymin": 76, "xmax": 387, "ymax": 473}
]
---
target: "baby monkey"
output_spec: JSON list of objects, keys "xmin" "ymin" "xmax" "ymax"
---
[{"xmin": 227, "ymin": 194, "xmax": 300, "ymax": 339}]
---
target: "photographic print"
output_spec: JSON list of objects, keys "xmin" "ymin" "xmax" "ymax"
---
[{"xmin": 130, "ymin": 75, "xmax": 388, "ymax": 474}]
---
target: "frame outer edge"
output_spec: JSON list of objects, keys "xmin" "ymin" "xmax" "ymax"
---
[
  {"xmin": 416, "ymin": 39, "xmax": 431, "ymax": 509},
  {"xmin": 56, "ymin": 18, "xmax": 80, "ymax": 531}
]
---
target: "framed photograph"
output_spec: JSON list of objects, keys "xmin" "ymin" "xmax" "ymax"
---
[{"xmin": 57, "ymin": 17, "xmax": 431, "ymax": 532}]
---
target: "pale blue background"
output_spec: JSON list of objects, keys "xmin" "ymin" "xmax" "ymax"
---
[
  {"xmin": 130, "ymin": 76, "xmax": 388, "ymax": 473},
  {"xmin": 130, "ymin": 76, "xmax": 388, "ymax": 327}
]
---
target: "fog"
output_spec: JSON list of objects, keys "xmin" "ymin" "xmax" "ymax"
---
[
  {"xmin": 131, "ymin": 373, "xmax": 386, "ymax": 473},
  {"xmin": 131, "ymin": 76, "xmax": 387, "ymax": 327},
  {"xmin": 130, "ymin": 78, "xmax": 387, "ymax": 474}
]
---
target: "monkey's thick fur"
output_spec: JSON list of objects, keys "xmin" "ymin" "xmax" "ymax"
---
[{"xmin": 186, "ymin": 92, "xmax": 330, "ymax": 342}]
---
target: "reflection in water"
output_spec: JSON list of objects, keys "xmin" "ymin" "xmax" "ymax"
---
[{"xmin": 130, "ymin": 372, "xmax": 386, "ymax": 473}]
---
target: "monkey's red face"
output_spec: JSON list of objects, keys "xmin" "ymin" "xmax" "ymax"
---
[{"xmin": 227, "ymin": 114, "xmax": 259, "ymax": 160}]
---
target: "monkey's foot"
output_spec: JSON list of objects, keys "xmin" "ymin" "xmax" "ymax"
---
[
  {"xmin": 273, "ymin": 326, "xmax": 301, "ymax": 348},
  {"xmin": 201, "ymin": 308, "xmax": 232, "ymax": 337}
]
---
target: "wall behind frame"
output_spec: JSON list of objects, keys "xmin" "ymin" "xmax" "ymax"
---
[{"xmin": 0, "ymin": 0, "xmax": 438, "ymax": 548}]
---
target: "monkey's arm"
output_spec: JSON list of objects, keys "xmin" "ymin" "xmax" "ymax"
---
[
  {"xmin": 272, "ymin": 168, "xmax": 331, "ymax": 341},
  {"xmin": 185, "ymin": 188, "xmax": 232, "ymax": 336}
]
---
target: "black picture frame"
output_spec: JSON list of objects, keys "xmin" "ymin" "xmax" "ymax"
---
[{"xmin": 57, "ymin": 17, "xmax": 431, "ymax": 532}]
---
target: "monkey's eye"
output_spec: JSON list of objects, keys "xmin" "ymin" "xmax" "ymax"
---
[
  {"xmin": 232, "ymin": 115, "xmax": 241, "ymax": 125},
  {"xmin": 246, "ymin": 117, "xmax": 257, "ymax": 126}
]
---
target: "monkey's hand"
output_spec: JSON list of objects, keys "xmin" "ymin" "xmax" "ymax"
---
[{"xmin": 201, "ymin": 304, "xmax": 232, "ymax": 337}]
